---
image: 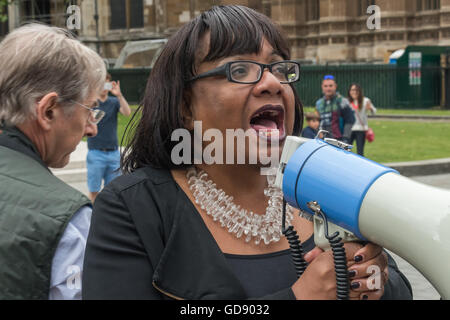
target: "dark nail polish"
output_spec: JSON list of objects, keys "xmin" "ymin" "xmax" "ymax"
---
[
  {"xmin": 354, "ymin": 255, "xmax": 363, "ymax": 262},
  {"xmin": 348, "ymin": 270, "xmax": 357, "ymax": 278},
  {"xmin": 362, "ymin": 294, "xmax": 369, "ymax": 300},
  {"xmin": 350, "ymin": 282, "xmax": 360, "ymax": 290}
]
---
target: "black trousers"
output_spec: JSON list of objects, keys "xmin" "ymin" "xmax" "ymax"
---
[{"xmin": 350, "ymin": 130, "xmax": 366, "ymax": 156}]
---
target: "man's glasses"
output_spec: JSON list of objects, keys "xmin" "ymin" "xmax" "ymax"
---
[
  {"xmin": 70, "ymin": 100, "xmax": 105, "ymax": 125},
  {"xmin": 190, "ymin": 60, "xmax": 300, "ymax": 84}
]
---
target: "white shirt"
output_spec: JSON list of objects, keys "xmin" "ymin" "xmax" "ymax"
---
[
  {"xmin": 48, "ymin": 205, "xmax": 92, "ymax": 300},
  {"xmin": 351, "ymin": 97, "xmax": 377, "ymax": 131}
]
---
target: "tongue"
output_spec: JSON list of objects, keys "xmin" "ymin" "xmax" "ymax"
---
[{"xmin": 251, "ymin": 118, "xmax": 278, "ymax": 130}]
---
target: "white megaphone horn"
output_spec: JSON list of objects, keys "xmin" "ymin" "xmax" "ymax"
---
[{"xmin": 275, "ymin": 135, "xmax": 450, "ymax": 299}]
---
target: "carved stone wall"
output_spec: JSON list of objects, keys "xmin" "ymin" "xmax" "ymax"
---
[{"xmin": 8, "ymin": 0, "xmax": 450, "ymax": 63}]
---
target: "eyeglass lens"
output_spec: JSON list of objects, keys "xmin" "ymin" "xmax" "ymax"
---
[
  {"xmin": 90, "ymin": 109, "xmax": 105, "ymax": 124},
  {"xmin": 229, "ymin": 61, "xmax": 299, "ymax": 83}
]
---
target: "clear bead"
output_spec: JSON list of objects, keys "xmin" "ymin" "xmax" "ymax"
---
[
  {"xmin": 251, "ymin": 225, "xmax": 258, "ymax": 237},
  {"xmin": 230, "ymin": 222, "xmax": 239, "ymax": 233},
  {"xmin": 262, "ymin": 232, "xmax": 270, "ymax": 245},
  {"xmin": 272, "ymin": 233, "xmax": 280, "ymax": 242},
  {"xmin": 266, "ymin": 174, "xmax": 276, "ymax": 186},
  {"xmin": 236, "ymin": 226, "xmax": 243, "ymax": 238},
  {"xmin": 188, "ymin": 167, "xmax": 287, "ymax": 246}
]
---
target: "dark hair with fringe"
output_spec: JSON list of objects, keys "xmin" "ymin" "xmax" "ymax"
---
[
  {"xmin": 348, "ymin": 83, "xmax": 364, "ymax": 110},
  {"xmin": 121, "ymin": 5, "xmax": 303, "ymax": 173}
]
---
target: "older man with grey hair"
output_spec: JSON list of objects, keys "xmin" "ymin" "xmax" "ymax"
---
[{"xmin": 0, "ymin": 23, "xmax": 106, "ymax": 299}]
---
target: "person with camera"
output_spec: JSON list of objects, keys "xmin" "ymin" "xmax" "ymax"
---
[{"xmin": 86, "ymin": 74, "xmax": 131, "ymax": 203}]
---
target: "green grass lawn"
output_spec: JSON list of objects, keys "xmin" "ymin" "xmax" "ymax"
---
[
  {"xmin": 302, "ymin": 106, "xmax": 450, "ymax": 162},
  {"xmin": 117, "ymin": 112, "xmax": 136, "ymax": 146},
  {"xmin": 115, "ymin": 107, "xmax": 450, "ymax": 164},
  {"xmin": 363, "ymin": 120, "xmax": 450, "ymax": 163},
  {"xmin": 303, "ymin": 106, "xmax": 450, "ymax": 116},
  {"xmin": 374, "ymin": 108, "xmax": 450, "ymax": 116}
]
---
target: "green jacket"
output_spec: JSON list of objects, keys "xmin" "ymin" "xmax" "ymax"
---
[{"xmin": 0, "ymin": 127, "xmax": 90, "ymax": 299}]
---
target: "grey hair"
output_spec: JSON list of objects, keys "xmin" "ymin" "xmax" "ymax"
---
[{"xmin": 0, "ymin": 23, "xmax": 106, "ymax": 126}]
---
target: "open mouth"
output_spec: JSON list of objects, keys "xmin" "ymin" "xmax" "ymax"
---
[{"xmin": 249, "ymin": 105, "xmax": 286, "ymax": 141}]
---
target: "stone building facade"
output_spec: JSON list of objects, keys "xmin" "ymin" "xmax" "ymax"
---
[{"xmin": 4, "ymin": 0, "xmax": 450, "ymax": 63}]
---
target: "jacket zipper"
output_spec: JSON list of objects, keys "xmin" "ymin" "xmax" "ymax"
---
[{"xmin": 152, "ymin": 281, "xmax": 185, "ymax": 300}]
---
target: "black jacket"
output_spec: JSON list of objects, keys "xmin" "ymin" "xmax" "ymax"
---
[{"xmin": 82, "ymin": 166, "xmax": 413, "ymax": 300}]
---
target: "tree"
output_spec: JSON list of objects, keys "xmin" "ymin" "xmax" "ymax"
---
[{"xmin": 0, "ymin": 0, "xmax": 14, "ymax": 23}]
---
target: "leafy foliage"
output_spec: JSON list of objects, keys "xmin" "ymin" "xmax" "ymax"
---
[{"xmin": 0, "ymin": 0, "xmax": 14, "ymax": 23}]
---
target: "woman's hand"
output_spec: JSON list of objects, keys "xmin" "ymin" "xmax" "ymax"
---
[
  {"xmin": 367, "ymin": 102, "xmax": 376, "ymax": 115},
  {"xmin": 291, "ymin": 242, "xmax": 388, "ymax": 300},
  {"xmin": 347, "ymin": 243, "xmax": 389, "ymax": 300}
]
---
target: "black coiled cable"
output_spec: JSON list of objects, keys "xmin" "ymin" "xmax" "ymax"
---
[
  {"xmin": 282, "ymin": 199, "xmax": 308, "ymax": 278},
  {"xmin": 315, "ymin": 210, "xmax": 349, "ymax": 300},
  {"xmin": 282, "ymin": 199, "xmax": 350, "ymax": 300}
]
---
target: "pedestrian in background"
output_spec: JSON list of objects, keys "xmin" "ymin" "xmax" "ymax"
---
[
  {"xmin": 315, "ymin": 75, "xmax": 355, "ymax": 144},
  {"xmin": 0, "ymin": 23, "xmax": 106, "ymax": 299},
  {"xmin": 348, "ymin": 83, "xmax": 376, "ymax": 156},
  {"xmin": 301, "ymin": 112, "xmax": 320, "ymax": 139},
  {"xmin": 86, "ymin": 73, "xmax": 131, "ymax": 203}
]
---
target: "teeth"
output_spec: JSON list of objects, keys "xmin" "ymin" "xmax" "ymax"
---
[{"xmin": 252, "ymin": 109, "xmax": 281, "ymax": 119}]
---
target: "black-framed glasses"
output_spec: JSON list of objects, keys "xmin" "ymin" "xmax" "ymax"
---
[
  {"xmin": 190, "ymin": 60, "xmax": 300, "ymax": 84},
  {"xmin": 70, "ymin": 100, "xmax": 105, "ymax": 125}
]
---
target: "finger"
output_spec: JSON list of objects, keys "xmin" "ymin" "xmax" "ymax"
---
[
  {"xmin": 352, "ymin": 243, "xmax": 383, "ymax": 264},
  {"xmin": 348, "ymin": 252, "xmax": 388, "ymax": 278},
  {"xmin": 360, "ymin": 288, "xmax": 384, "ymax": 300},
  {"xmin": 349, "ymin": 290, "xmax": 361, "ymax": 300},
  {"xmin": 303, "ymin": 246, "xmax": 324, "ymax": 263},
  {"xmin": 349, "ymin": 272, "xmax": 386, "ymax": 292},
  {"xmin": 342, "ymin": 242, "xmax": 364, "ymax": 264}
]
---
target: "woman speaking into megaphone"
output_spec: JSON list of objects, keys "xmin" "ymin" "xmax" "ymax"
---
[{"xmin": 82, "ymin": 5, "xmax": 412, "ymax": 300}]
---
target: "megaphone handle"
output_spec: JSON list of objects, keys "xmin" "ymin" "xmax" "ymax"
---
[
  {"xmin": 307, "ymin": 201, "xmax": 355, "ymax": 300},
  {"xmin": 325, "ymin": 229, "xmax": 350, "ymax": 300},
  {"xmin": 307, "ymin": 202, "xmax": 350, "ymax": 300}
]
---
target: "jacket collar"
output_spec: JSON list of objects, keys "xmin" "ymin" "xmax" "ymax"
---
[
  {"xmin": 0, "ymin": 126, "xmax": 49, "ymax": 171},
  {"xmin": 150, "ymin": 176, "xmax": 247, "ymax": 300}
]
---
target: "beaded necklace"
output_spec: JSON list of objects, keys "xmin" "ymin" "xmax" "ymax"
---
[{"xmin": 187, "ymin": 166, "xmax": 295, "ymax": 245}]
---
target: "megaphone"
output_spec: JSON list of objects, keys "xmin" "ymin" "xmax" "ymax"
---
[{"xmin": 275, "ymin": 135, "xmax": 450, "ymax": 299}]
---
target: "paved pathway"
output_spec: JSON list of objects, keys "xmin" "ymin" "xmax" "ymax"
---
[{"xmin": 58, "ymin": 141, "xmax": 448, "ymax": 300}]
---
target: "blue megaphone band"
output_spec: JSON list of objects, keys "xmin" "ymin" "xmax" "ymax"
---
[{"xmin": 282, "ymin": 139, "xmax": 398, "ymax": 239}]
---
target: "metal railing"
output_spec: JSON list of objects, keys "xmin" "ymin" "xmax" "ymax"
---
[
  {"xmin": 109, "ymin": 64, "xmax": 446, "ymax": 108},
  {"xmin": 294, "ymin": 64, "xmax": 443, "ymax": 108}
]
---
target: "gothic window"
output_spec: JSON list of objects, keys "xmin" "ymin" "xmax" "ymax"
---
[
  {"xmin": 21, "ymin": 0, "xmax": 51, "ymax": 24},
  {"xmin": 110, "ymin": 0, "xmax": 143, "ymax": 30},
  {"xmin": 306, "ymin": 0, "xmax": 319, "ymax": 21},
  {"xmin": 417, "ymin": 0, "xmax": 440, "ymax": 11},
  {"xmin": 360, "ymin": 0, "xmax": 376, "ymax": 16}
]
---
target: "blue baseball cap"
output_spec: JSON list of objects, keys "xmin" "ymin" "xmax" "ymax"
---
[{"xmin": 323, "ymin": 75, "xmax": 335, "ymax": 80}]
